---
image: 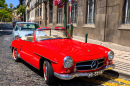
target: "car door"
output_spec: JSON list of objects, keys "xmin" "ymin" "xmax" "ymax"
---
[
  {"xmin": 20, "ymin": 40, "xmax": 34, "ymax": 65},
  {"xmin": 20, "ymin": 38, "xmax": 40, "ymax": 69}
]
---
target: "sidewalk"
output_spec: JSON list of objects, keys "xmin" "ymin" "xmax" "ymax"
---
[{"xmin": 73, "ymin": 36, "xmax": 130, "ymax": 76}]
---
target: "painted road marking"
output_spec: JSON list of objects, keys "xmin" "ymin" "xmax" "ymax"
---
[
  {"xmin": 101, "ymin": 74, "xmax": 130, "ymax": 84},
  {"xmin": 80, "ymin": 74, "xmax": 130, "ymax": 86}
]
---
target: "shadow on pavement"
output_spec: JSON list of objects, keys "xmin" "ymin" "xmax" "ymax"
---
[
  {"xmin": 0, "ymin": 31, "xmax": 12, "ymax": 36},
  {"xmin": 0, "ymin": 23, "xmax": 13, "ymax": 36},
  {"xmin": 19, "ymin": 59, "xmax": 120, "ymax": 86},
  {"xmin": 0, "ymin": 24, "xmax": 13, "ymax": 30}
]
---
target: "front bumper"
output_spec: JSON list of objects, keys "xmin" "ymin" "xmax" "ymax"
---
[{"xmin": 54, "ymin": 64, "xmax": 115, "ymax": 80}]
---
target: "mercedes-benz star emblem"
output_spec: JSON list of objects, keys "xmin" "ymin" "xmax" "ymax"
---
[{"xmin": 91, "ymin": 61, "xmax": 98, "ymax": 69}]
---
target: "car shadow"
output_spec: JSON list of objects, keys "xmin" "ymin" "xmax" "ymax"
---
[{"xmin": 20, "ymin": 60, "xmax": 120, "ymax": 86}]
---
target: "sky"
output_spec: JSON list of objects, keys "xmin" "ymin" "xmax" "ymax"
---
[{"xmin": 5, "ymin": 0, "xmax": 19, "ymax": 8}]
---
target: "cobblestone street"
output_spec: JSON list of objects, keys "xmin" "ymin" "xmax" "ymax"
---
[{"xmin": 0, "ymin": 23, "xmax": 130, "ymax": 86}]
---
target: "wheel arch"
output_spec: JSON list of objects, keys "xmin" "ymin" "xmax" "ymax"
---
[
  {"xmin": 39, "ymin": 56, "xmax": 56, "ymax": 71},
  {"xmin": 11, "ymin": 47, "xmax": 14, "ymax": 53},
  {"xmin": 39, "ymin": 57, "xmax": 45, "ymax": 71}
]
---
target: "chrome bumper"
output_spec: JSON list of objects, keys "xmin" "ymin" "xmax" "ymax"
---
[{"xmin": 54, "ymin": 64, "xmax": 115, "ymax": 80}]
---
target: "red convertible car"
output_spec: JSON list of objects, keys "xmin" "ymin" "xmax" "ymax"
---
[{"xmin": 11, "ymin": 27, "xmax": 115, "ymax": 84}]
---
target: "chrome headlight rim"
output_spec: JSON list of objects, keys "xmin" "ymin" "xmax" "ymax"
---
[
  {"xmin": 108, "ymin": 51, "xmax": 114, "ymax": 60},
  {"xmin": 63, "ymin": 56, "xmax": 73, "ymax": 68}
]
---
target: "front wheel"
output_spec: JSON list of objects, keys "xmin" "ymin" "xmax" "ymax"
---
[
  {"xmin": 13, "ymin": 49, "xmax": 20, "ymax": 62},
  {"xmin": 43, "ymin": 60, "xmax": 56, "ymax": 85}
]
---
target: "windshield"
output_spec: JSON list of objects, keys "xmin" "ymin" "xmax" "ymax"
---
[
  {"xmin": 16, "ymin": 23, "xmax": 39, "ymax": 31},
  {"xmin": 35, "ymin": 30, "xmax": 69, "ymax": 41}
]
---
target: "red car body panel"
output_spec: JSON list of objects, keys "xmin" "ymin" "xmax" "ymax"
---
[{"xmin": 11, "ymin": 28, "xmax": 113, "ymax": 74}]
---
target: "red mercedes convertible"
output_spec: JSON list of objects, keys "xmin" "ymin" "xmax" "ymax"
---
[{"xmin": 11, "ymin": 27, "xmax": 115, "ymax": 84}]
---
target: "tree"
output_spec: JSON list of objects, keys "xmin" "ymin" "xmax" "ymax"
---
[
  {"xmin": 16, "ymin": 5, "xmax": 25, "ymax": 16},
  {"xmin": 16, "ymin": 4, "xmax": 20, "ymax": 9},
  {"xmin": 0, "ymin": 9, "xmax": 9, "ymax": 21},
  {"xmin": 9, "ymin": 3, "xmax": 13, "ymax": 9},
  {"xmin": 16, "ymin": 5, "xmax": 25, "ymax": 21},
  {"xmin": 0, "ymin": 0, "xmax": 8, "ymax": 8},
  {"xmin": 0, "ymin": 0, "xmax": 16, "ymax": 22}
]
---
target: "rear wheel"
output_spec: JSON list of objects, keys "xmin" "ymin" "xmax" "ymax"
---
[
  {"xmin": 43, "ymin": 60, "xmax": 56, "ymax": 85},
  {"xmin": 13, "ymin": 49, "xmax": 20, "ymax": 62}
]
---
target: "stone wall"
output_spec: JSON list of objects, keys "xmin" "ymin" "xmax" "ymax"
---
[
  {"xmin": 105, "ymin": 0, "xmax": 130, "ymax": 46},
  {"xmin": 73, "ymin": 0, "xmax": 130, "ymax": 47}
]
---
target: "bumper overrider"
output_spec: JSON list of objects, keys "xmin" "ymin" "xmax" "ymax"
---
[{"xmin": 54, "ymin": 64, "xmax": 115, "ymax": 80}]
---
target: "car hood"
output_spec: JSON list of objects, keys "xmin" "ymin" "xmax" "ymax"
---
[
  {"xmin": 38, "ymin": 39, "xmax": 109, "ymax": 62},
  {"xmin": 14, "ymin": 31, "xmax": 33, "ymax": 37}
]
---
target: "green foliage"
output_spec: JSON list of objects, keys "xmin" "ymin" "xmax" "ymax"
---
[
  {"xmin": 0, "ymin": 0, "xmax": 7, "ymax": 8},
  {"xmin": 16, "ymin": 5, "xmax": 25, "ymax": 16},
  {"xmin": 0, "ymin": 0, "xmax": 13, "ymax": 22},
  {"xmin": 16, "ymin": 4, "xmax": 20, "ymax": 9}
]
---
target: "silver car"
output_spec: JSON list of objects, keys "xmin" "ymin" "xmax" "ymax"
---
[{"xmin": 12, "ymin": 22, "xmax": 40, "ymax": 39}]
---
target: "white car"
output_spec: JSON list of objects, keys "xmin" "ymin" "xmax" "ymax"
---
[{"xmin": 12, "ymin": 22, "xmax": 40, "ymax": 39}]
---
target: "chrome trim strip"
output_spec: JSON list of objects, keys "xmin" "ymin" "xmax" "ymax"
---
[
  {"xmin": 33, "ymin": 52, "xmax": 57, "ymax": 63},
  {"xmin": 76, "ymin": 58, "xmax": 104, "ymax": 64},
  {"xmin": 75, "ymin": 65, "xmax": 91, "ymax": 67},
  {"xmin": 54, "ymin": 64, "xmax": 115, "ymax": 80},
  {"xmin": 75, "ymin": 58, "xmax": 104, "ymax": 71}
]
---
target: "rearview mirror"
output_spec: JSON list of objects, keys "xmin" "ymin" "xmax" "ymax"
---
[{"xmin": 28, "ymin": 38, "xmax": 33, "ymax": 42}]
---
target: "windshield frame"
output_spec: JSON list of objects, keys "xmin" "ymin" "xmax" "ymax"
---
[{"xmin": 35, "ymin": 29, "xmax": 71, "ymax": 41}]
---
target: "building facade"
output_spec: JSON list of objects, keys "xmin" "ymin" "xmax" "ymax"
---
[
  {"xmin": 12, "ymin": 9, "xmax": 18, "ymax": 21},
  {"xmin": 26, "ymin": 0, "xmax": 44, "ymax": 27},
  {"xmin": 26, "ymin": 0, "xmax": 130, "ymax": 47}
]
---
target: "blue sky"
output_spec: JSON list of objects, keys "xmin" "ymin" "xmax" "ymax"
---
[{"xmin": 5, "ymin": 0, "xmax": 19, "ymax": 8}]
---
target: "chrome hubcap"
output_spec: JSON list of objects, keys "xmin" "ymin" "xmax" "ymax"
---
[
  {"xmin": 44, "ymin": 62, "xmax": 47, "ymax": 80},
  {"xmin": 13, "ymin": 49, "xmax": 17, "ymax": 60}
]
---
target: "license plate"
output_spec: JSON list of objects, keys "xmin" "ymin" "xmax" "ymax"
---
[{"xmin": 88, "ymin": 70, "xmax": 104, "ymax": 77}]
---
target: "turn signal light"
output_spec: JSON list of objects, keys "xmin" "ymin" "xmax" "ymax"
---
[
  {"xmin": 110, "ymin": 61, "xmax": 113, "ymax": 64},
  {"xmin": 66, "ymin": 69, "xmax": 71, "ymax": 73}
]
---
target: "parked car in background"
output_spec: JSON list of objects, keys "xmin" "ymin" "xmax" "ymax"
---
[
  {"xmin": 11, "ymin": 27, "xmax": 115, "ymax": 85},
  {"xmin": 12, "ymin": 22, "xmax": 40, "ymax": 39}
]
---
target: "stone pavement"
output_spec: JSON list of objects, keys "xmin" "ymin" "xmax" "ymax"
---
[{"xmin": 73, "ymin": 36, "xmax": 130, "ymax": 76}]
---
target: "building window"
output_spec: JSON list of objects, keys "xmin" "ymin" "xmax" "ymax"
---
[
  {"xmin": 68, "ymin": 1, "xmax": 77, "ymax": 24},
  {"xmin": 57, "ymin": 8, "xmax": 62, "ymax": 23},
  {"xmin": 40, "ymin": 8, "xmax": 42, "ymax": 16},
  {"xmin": 86, "ymin": 0, "xmax": 95, "ymax": 24},
  {"xmin": 35, "ymin": 9, "xmax": 37, "ymax": 17},
  {"xmin": 38, "ymin": 8, "xmax": 39, "ymax": 17},
  {"xmin": 123, "ymin": 0, "xmax": 130, "ymax": 24},
  {"xmin": 49, "ymin": 1, "xmax": 53, "ymax": 23},
  {"xmin": 39, "ymin": 21, "xmax": 42, "ymax": 25}
]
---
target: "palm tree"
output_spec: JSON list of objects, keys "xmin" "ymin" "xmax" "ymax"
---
[{"xmin": 9, "ymin": 3, "xmax": 13, "ymax": 9}]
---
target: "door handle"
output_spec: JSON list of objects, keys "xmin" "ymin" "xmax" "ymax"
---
[{"xmin": 20, "ymin": 45, "xmax": 23, "ymax": 47}]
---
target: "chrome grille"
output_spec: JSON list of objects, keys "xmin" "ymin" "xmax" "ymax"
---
[{"xmin": 76, "ymin": 58, "xmax": 104, "ymax": 71}]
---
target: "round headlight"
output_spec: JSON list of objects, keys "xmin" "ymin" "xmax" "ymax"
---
[
  {"xmin": 63, "ymin": 56, "xmax": 73, "ymax": 68},
  {"xmin": 108, "ymin": 51, "xmax": 114, "ymax": 60}
]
